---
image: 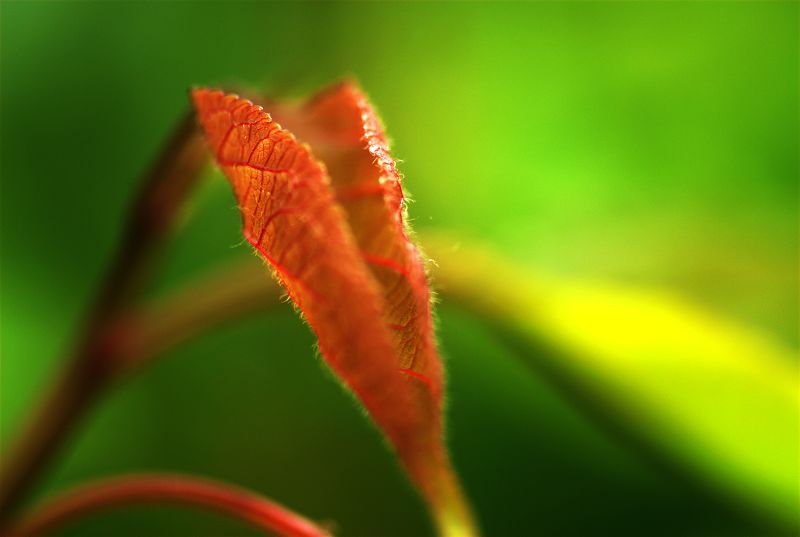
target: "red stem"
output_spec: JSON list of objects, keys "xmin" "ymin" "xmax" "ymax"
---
[
  {"xmin": 5, "ymin": 474, "xmax": 330, "ymax": 537},
  {"xmin": 0, "ymin": 110, "xmax": 209, "ymax": 524}
]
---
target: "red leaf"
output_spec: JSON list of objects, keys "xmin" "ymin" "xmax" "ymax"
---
[{"xmin": 192, "ymin": 83, "xmax": 476, "ymax": 536}]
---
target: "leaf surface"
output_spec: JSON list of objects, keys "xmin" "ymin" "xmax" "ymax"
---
[
  {"xmin": 192, "ymin": 85, "xmax": 474, "ymax": 536},
  {"xmin": 266, "ymin": 83, "xmax": 438, "ymax": 388}
]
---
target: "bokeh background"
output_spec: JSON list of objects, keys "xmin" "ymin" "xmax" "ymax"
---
[{"xmin": 1, "ymin": 1, "xmax": 797, "ymax": 536}]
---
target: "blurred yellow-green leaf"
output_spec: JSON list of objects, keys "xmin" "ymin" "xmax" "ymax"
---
[{"xmin": 426, "ymin": 234, "xmax": 799, "ymax": 528}]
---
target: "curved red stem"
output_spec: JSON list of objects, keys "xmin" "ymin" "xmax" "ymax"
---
[
  {"xmin": 0, "ymin": 110, "xmax": 209, "ymax": 524},
  {"xmin": 5, "ymin": 474, "xmax": 330, "ymax": 537}
]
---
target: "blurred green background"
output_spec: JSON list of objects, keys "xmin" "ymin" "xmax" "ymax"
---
[{"xmin": 1, "ymin": 1, "xmax": 797, "ymax": 536}]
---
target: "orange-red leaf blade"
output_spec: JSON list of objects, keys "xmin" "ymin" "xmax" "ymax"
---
[
  {"xmin": 267, "ymin": 82, "xmax": 441, "ymax": 397},
  {"xmin": 192, "ymin": 87, "xmax": 476, "ymax": 536}
]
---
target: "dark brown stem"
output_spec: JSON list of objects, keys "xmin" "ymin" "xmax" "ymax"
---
[
  {"xmin": 0, "ymin": 110, "xmax": 209, "ymax": 525},
  {"xmin": 4, "ymin": 474, "xmax": 331, "ymax": 537}
]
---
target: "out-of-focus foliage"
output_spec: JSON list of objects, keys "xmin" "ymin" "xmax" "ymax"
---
[
  {"xmin": 426, "ymin": 234, "xmax": 799, "ymax": 528},
  {"xmin": 1, "ymin": 2, "xmax": 796, "ymax": 536}
]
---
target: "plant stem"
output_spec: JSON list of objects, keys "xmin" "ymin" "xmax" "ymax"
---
[
  {"xmin": 0, "ymin": 110, "xmax": 208, "ymax": 525},
  {"xmin": 5, "ymin": 473, "xmax": 331, "ymax": 537},
  {"xmin": 117, "ymin": 261, "xmax": 279, "ymax": 375}
]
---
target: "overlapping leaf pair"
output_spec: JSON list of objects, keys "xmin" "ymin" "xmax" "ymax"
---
[{"xmin": 192, "ymin": 82, "xmax": 475, "ymax": 536}]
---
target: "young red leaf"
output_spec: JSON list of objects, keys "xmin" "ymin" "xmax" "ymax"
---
[
  {"xmin": 264, "ymin": 83, "xmax": 439, "ymax": 391},
  {"xmin": 192, "ymin": 84, "xmax": 476, "ymax": 536}
]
